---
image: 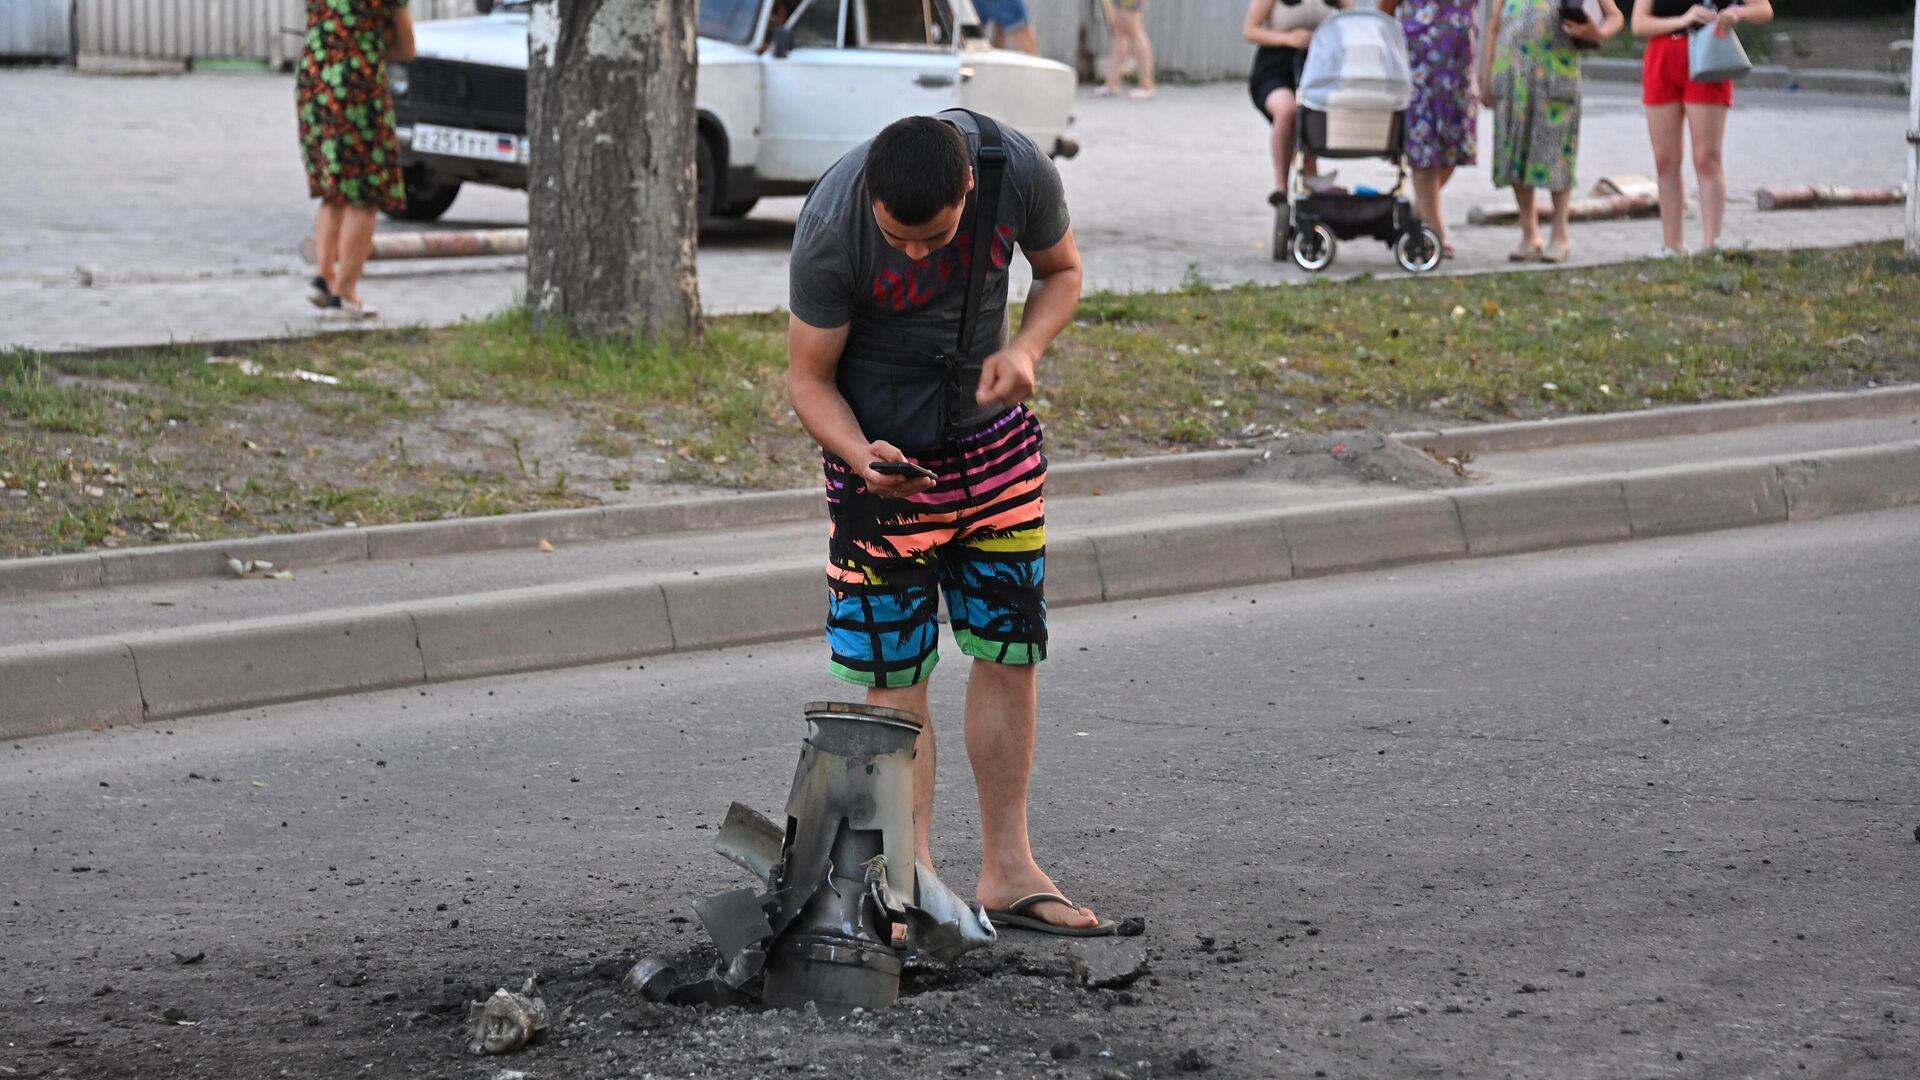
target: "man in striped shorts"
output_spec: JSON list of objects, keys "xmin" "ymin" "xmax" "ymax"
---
[{"xmin": 786, "ymin": 113, "xmax": 1111, "ymax": 936}]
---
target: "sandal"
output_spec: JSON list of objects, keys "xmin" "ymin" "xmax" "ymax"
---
[
  {"xmin": 329, "ymin": 296, "xmax": 380, "ymax": 320},
  {"xmin": 1509, "ymin": 241, "xmax": 1542, "ymax": 263},
  {"xmin": 1540, "ymin": 238, "xmax": 1570, "ymax": 264},
  {"xmin": 305, "ymin": 276, "xmax": 332, "ymax": 309},
  {"xmin": 985, "ymin": 892, "xmax": 1118, "ymax": 937}
]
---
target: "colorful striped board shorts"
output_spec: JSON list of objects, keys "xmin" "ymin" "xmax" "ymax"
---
[{"xmin": 823, "ymin": 405, "xmax": 1048, "ymax": 688}]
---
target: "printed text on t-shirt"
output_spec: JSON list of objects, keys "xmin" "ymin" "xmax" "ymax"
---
[{"xmin": 870, "ymin": 226, "xmax": 1015, "ymax": 313}]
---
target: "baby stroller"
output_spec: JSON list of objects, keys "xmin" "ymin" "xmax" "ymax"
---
[{"xmin": 1275, "ymin": 7, "xmax": 1441, "ymax": 274}]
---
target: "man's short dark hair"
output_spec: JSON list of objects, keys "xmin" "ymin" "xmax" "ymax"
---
[{"xmin": 864, "ymin": 116, "xmax": 970, "ymax": 226}]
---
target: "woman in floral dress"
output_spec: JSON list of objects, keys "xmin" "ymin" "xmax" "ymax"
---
[
  {"xmin": 1398, "ymin": 0, "xmax": 1477, "ymax": 259},
  {"xmin": 1478, "ymin": 0, "xmax": 1620, "ymax": 263},
  {"xmin": 297, "ymin": 0, "xmax": 415, "ymax": 318}
]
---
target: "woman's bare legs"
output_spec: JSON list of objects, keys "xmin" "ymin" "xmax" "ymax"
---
[
  {"xmin": 332, "ymin": 205, "xmax": 379, "ymax": 307},
  {"xmin": 1548, "ymin": 188, "xmax": 1573, "ymax": 252},
  {"xmin": 312, "ymin": 200, "xmax": 344, "ymax": 293},
  {"xmin": 1264, "ymin": 87, "xmax": 1298, "ymax": 193},
  {"xmin": 1645, "ymin": 102, "xmax": 1688, "ymax": 252},
  {"xmin": 1685, "ymin": 101, "xmax": 1729, "ymax": 248},
  {"xmin": 1513, "ymin": 182, "xmax": 1541, "ymax": 250},
  {"xmin": 1120, "ymin": 10, "xmax": 1154, "ymax": 93},
  {"xmin": 1102, "ymin": 21, "xmax": 1133, "ymax": 93},
  {"xmin": 1412, "ymin": 164, "xmax": 1457, "ymax": 252}
]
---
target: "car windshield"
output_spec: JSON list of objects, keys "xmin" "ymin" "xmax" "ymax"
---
[{"xmin": 700, "ymin": 0, "xmax": 761, "ymax": 44}]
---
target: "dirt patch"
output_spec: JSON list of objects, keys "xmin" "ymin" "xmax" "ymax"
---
[
  {"xmin": 1244, "ymin": 430, "xmax": 1466, "ymax": 490},
  {"xmin": 1, "ymin": 936, "xmax": 1216, "ymax": 1080}
]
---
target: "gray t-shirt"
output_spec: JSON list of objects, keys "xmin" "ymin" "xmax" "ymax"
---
[{"xmin": 788, "ymin": 110, "xmax": 1070, "ymax": 430}]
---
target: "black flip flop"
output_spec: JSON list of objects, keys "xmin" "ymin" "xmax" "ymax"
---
[{"xmin": 985, "ymin": 892, "xmax": 1117, "ymax": 937}]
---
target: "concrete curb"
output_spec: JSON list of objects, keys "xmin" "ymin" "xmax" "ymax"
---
[
  {"xmin": 1582, "ymin": 56, "xmax": 1910, "ymax": 96},
  {"xmin": 6, "ymin": 440, "xmax": 1916, "ymax": 741},
  {"xmin": 0, "ymin": 450, "xmax": 1257, "ymax": 601},
  {"xmin": 9, "ymin": 382, "xmax": 1915, "ymax": 601},
  {"xmin": 1395, "ymin": 384, "xmax": 1920, "ymax": 457}
]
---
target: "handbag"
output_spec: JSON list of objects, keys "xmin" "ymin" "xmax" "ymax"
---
[
  {"xmin": 1559, "ymin": 0, "xmax": 1603, "ymax": 51},
  {"xmin": 836, "ymin": 111, "xmax": 1008, "ymax": 453},
  {"xmin": 1688, "ymin": 4, "xmax": 1752, "ymax": 83}
]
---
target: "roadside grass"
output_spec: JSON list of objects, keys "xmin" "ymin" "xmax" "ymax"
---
[{"xmin": 2, "ymin": 243, "xmax": 1914, "ymax": 557}]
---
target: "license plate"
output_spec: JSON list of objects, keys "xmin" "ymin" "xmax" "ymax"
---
[{"xmin": 411, "ymin": 123, "xmax": 526, "ymax": 164}]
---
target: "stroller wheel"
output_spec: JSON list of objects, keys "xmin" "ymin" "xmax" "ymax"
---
[
  {"xmin": 1395, "ymin": 225, "xmax": 1443, "ymax": 274},
  {"xmin": 1290, "ymin": 222, "xmax": 1337, "ymax": 272},
  {"xmin": 1271, "ymin": 207, "xmax": 1290, "ymax": 262}
]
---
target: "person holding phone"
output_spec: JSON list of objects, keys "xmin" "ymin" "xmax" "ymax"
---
[
  {"xmin": 1633, "ymin": 0, "xmax": 1772, "ymax": 255},
  {"xmin": 786, "ymin": 114, "xmax": 1105, "ymax": 936},
  {"xmin": 1479, "ymin": 0, "xmax": 1623, "ymax": 263}
]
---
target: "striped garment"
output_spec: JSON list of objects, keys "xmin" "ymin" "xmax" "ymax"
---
[{"xmin": 823, "ymin": 406, "xmax": 1049, "ymax": 688}]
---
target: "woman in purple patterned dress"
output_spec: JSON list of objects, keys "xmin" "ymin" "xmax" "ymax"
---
[{"xmin": 1399, "ymin": 0, "xmax": 1478, "ymax": 259}]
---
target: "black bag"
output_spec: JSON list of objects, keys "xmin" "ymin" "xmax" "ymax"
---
[
  {"xmin": 836, "ymin": 111, "xmax": 1008, "ymax": 454},
  {"xmin": 1560, "ymin": 0, "xmax": 1602, "ymax": 49}
]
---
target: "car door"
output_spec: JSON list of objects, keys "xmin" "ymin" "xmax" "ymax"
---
[{"xmin": 757, "ymin": 0, "xmax": 963, "ymax": 183}]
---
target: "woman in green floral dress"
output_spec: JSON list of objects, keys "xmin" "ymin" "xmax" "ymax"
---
[
  {"xmin": 297, "ymin": 0, "xmax": 415, "ymax": 318},
  {"xmin": 1478, "ymin": 0, "xmax": 1620, "ymax": 264}
]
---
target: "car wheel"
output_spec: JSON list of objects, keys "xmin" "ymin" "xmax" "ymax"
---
[
  {"xmin": 715, "ymin": 196, "xmax": 759, "ymax": 218},
  {"xmin": 696, "ymin": 136, "xmax": 716, "ymax": 219},
  {"xmin": 385, "ymin": 164, "xmax": 461, "ymax": 223}
]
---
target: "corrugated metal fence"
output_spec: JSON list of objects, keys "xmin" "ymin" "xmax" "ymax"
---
[
  {"xmin": 1033, "ymin": 0, "xmax": 1258, "ymax": 83},
  {"xmin": 10, "ymin": 0, "xmax": 1452, "ymax": 76},
  {"xmin": 1, "ymin": 0, "xmax": 73, "ymax": 58},
  {"xmin": 12, "ymin": 0, "xmax": 480, "ymax": 64},
  {"xmin": 1034, "ymin": 0, "xmax": 1490, "ymax": 83}
]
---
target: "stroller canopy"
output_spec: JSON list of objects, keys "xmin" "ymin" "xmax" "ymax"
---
[{"xmin": 1298, "ymin": 9, "xmax": 1413, "ymax": 113}]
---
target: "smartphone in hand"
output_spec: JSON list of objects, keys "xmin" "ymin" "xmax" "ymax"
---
[{"xmin": 868, "ymin": 461, "xmax": 938, "ymax": 482}]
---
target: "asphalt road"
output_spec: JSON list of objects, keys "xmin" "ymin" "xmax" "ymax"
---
[{"xmin": 3, "ymin": 509, "xmax": 1917, "ymax": 1078}]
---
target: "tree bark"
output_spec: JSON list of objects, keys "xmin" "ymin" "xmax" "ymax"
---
[{"xmin": 527, "ymin": 0, "xmax": 703, "ymax": 343}]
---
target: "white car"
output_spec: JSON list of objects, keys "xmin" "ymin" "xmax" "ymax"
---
[{"xmin": 390, "ymin": 0, "xmax": 1079, "ymax": 221}]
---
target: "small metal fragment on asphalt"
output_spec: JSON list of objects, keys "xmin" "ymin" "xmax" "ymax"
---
[
  {"xmin": 171, "ymin": 950, "xmax": 205, "ymax": 965},
  {"xmin": 1076, "ymin": 938, "xmax": 1149, "ymax": 990},
  {"xmin": 665, "ymin": 976, "xmax": 753, "ymax": 1009},
  {"xmin": 624, "ymin": 956, "xmax": 676, "ymax": 1002},
  {"xmin": 466, "ymin": 978, "xmax": 550, "ymax": 1055},
  {"xmin": 1116, "ymin": 915, "xmax": 1146, "ymax": 937},
  {"xmin": 694, "ymin": 888, "xmax": 774, "ymax": 971}
]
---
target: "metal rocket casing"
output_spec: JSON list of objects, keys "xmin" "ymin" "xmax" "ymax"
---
[
  {"xmin": 765, "ymin": 702, "xmax": 920, "ymax": 935},
  {"xmin": 758, "ymin": 701, "xmax": 922, "ymax": 1012},
  {"xmin": 702, "ymin": 700, "xmax": 994, "ymax": 1013}
]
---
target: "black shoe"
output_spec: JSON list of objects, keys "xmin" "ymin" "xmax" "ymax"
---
[{"xmin": 306, "ymin": 276, "xmax": 332, "ymax": 309}]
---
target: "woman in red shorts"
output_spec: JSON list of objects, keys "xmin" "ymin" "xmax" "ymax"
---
[{"xmin": 1633, "ymin": 0, "xmax": 1773, "ymax": 255}]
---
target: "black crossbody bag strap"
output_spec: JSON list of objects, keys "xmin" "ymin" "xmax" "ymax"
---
[{"xmin": 946, "ymin": 111, "xmax": 1007, "ymax": 441}]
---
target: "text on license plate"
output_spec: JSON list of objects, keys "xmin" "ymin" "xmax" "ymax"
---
[{"xmin": 412, "ymin": 123, "xmax": 527, "ymax": 164}]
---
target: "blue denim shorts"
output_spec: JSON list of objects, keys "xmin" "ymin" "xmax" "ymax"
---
[{"xmin": 972, "ymin": 0, "xmax": 1029, "ymax": 32}]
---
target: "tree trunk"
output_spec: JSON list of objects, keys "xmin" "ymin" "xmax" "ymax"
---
[{"xmin": 527, "ymin": 0, "xmax": 703, "ymax": 343}]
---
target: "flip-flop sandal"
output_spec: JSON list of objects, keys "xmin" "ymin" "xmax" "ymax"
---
[{"xmin": 985, "ymin": 892, "xmax": 1118, "ymax": 937}]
